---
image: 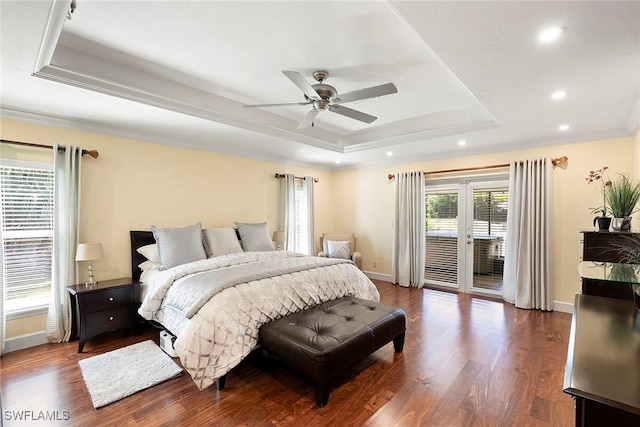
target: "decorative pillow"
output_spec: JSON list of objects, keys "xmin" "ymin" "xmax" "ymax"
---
[
  {"xmin": 234, "ymin": 222, "xmax": 274, "ymax": 251},
  {"xmin": 150, "ymin": 223, "xmax": 207, "ymax": 270},
  {"xmin": 138, "ymin": 260, "xmax": 160, "ymax": 272},
  {"xmin": 136, "ymin": 244, "xmax": 160, "ymax": 263},
  {"xmin": 327, "ymin": 240, "xmax": 351, "ymax": 259},
  {"xmin": 202, "ymin": 227, "xmax": 244, "ymax": 258}
]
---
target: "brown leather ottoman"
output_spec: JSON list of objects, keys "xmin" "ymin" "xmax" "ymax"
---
[{"xmin": 259, "ymin": 296, "xmax": 406, "ymax": 407}]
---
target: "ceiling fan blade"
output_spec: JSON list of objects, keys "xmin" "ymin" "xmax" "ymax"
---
[
  {"xmin": 333, "ymin": 82, "xmax": 397, "ymax": 104},
  {"xmin": 296, "ymin": 109, "xmax": 320, "ymax": 129},
  {"xmin": 328, "ymin": 105, "xmax": 377, "ymax": 124},
  {"xmin": 283, "ymin": 70, "xmax": 321, "ymax": 101},
  {"xmin": 243, "ymin": 101, "xmax": 309, "ymax": 108}
]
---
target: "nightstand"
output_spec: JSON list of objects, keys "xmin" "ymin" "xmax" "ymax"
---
[{"xmin": 68, "ymin": 277, "xmax": 140, "ymax": 353}]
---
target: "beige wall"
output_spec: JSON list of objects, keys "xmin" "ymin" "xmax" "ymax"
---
[
  {"xmin": 1, "ymin": 119, "xmax": 334, "ymax": 338},
  {"xmin": 1, "ymin": 117, "xmax": 638, "ymax": 339},
  {"xmin": 332, "ymin": 137, "xmax": 636, "ymax": 305}
]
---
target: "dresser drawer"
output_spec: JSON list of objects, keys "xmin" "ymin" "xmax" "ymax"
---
[
  {"xmin": 84, "ymin": 306, "xmax": 132, "ymax": 337},
  {"xmin": 82, "ymin": 286, "xmax": 135, "ymax": 313}
]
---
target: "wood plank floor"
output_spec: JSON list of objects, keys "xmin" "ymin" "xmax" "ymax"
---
[{"xmin": 0, "ymin": 280, "xmax": 574, "ymax": 426}]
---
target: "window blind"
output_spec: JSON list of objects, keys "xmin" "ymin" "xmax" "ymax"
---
[
  {"xmin": 472, "ymin": 188, "xmax": 508, "ymax": 292},
  {"xmin": 425, "ymin": 191, "xmax": 458, "ymax": 286},
  {"xmin": 293, "ymin": 179, "xmax": 310, "ymax": 254},
  {"xmin": 1, "ymin": 165, "xmax": 54, "ymax": 311}
]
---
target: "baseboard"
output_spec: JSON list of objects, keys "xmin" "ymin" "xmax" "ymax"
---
[
  {"xmin": 4, "ymin": 331, "xmax": 47, "ymax": 353},
  {"xmin": 553, "ymin": 301, "xmax": 574, "ymax": 313},
  {"xmin": 363, "ymin": 271, "xmax": 392, "ymax": 282}
]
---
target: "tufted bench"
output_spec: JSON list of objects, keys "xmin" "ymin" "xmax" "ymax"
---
[{"xmin": 259, "ymin": 296, "xmax": 406, "ymax": 407}]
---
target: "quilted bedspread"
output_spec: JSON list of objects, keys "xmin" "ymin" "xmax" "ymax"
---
[{"xmin": 138, "ymin": 251, "xmax": 380, "ymax": 390}]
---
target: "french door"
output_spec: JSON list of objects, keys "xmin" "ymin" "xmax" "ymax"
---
[{"xmin": 424, "ymin": 179, "xmax": 508, "ymax": 296}]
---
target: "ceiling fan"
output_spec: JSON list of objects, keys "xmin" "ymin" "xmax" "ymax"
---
[{"xmin": 243, "ymin": 70, "xmax": 397, "ymax": 129}]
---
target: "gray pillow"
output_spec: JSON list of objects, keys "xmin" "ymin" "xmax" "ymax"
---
[
  {"xmin": 234, "ymin": 222, "xmax": 274, "ymax": 251},
  {"xmin": 202, "ymin": 227, "xmax": 243, "ymax": 257},
  {"xmin": 327, "ymin": 240, "xmax": 351, "ymax": 259},
  {"xmin": 150, "ymin": 223, "xmax": 206, "ymax": 270}
]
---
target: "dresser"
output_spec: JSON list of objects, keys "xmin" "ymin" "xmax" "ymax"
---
[
  {"xmin": 563, "ymin": 294, "xmax": 640, "ymax": 426},
  {"xmin": 68, "ymin": 277, "xmax": 140, "ymax": 352},
  {"xmin": 581, "ymin": 231, "xmax": 637, "ymax": 263},
  {"xmin": 580, "ymin": 231, "xmax": 638, "ymax": 299}
]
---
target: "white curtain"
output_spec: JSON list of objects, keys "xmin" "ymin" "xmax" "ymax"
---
[
  {"xmin": 503, "ymin": 158, "xmax": 553, "ymax": 310},
  {"xmin": 280, "ymin": 174, "xmax": 296, "ymax": 252},
  {"xmin": 391, "ymin": 171, "xmax": 426, "ymax": 288},
  {"xmin": 46, "ymin": 145, "xmax": 82, "ymax": 343},
  {"xmin": 0, "ymin": 217, "xmax": 5, "ymax": 354},
  {"xmin": 303, "ymin": 176, "xmax": 315, "ymax": 256}
]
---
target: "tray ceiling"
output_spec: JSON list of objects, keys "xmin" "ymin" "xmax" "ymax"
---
[{"xmin": 1, "ymin": 1, "xmax": 638, "ymax": 168}]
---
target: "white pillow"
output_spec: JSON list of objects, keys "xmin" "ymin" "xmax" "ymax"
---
[
  {"xmin": 234, "ymin": 222, "xmax": 274, "ymax": 251},
  {"xmin": 151, "ymin": 223, "xmax": 207, "ymax": 270},
  {"xmin": 202, "ymin": 228, "xmax": 243, "ymax": 257},
  {"xmin": 136, "ymin": 244, "xmax": 160, "ymax": 263},
  {"xmin": 327, "ymin": 240, "xmax": 351, "ymax": 259},
  {"xmin": 138, "ymin": 260, "xmax": 160, "ymax": 272}
]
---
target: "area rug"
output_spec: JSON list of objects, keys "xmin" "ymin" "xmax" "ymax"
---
[{"xmin": 78, "ymin": 340, "xmax": 182, "ymax": 408}]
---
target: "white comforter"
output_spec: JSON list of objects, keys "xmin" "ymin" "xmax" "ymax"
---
[{"xmin": 138, "ymin": 251, "xmax": 380, "ymax": 390}]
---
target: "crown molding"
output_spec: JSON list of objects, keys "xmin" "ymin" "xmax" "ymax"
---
[
  {"xmin": 32, "ymin": 0, "xmax": 69, "ymax": 74},
  {"xmin": 0, "ymin": 107, "xmax": 333, "ymax": 171}
]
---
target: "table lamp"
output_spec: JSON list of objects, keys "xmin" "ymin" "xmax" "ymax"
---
[
  {"xmin": 272, "ymin": 231, "xmax": 286, "ymax": 251},
  {"xmin": 75, "ymin": 243, "xmax": 103, "ymax": 286}
]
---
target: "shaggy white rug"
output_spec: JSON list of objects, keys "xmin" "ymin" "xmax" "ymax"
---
[{"xmin": 78, "ymin": 340, "xmax": 182, "ymax": 408}]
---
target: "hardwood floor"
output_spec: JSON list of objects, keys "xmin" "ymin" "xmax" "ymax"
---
[{"xmin": 0, "ymin": 280, "xmax": 574, "ymax": 426}]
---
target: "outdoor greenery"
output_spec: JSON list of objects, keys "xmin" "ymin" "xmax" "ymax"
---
[{"xmin": 425, "ymin": 191, "xmax": 508, "ymax": 231}]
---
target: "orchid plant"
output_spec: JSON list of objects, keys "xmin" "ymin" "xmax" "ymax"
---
[{"xmin": 586, "ymin": 166, "xmax": 612, "ymax": 218}]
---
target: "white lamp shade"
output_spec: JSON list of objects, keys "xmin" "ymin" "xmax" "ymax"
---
[
  {"xmin": 272, "ymin": 231, "xmax": 286, "ymax": 242},
  {"xmin": 75, "ymin": 243, "xmax": 103, "ymax": 261}
]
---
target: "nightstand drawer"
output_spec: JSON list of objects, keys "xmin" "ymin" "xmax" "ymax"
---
[
  {"xmin": 83, "ymin": 286, "xmax": 135, "ymax": 313},
  {"xmin": 85, "ymin": 306, "xmax": 132, "ymax": 337}
]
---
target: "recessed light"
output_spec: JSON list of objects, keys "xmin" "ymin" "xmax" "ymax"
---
[
  {"xmin": 386, "ymin": 151, "xmax": 393, "ymax": 157},
  {"xmin": 458, "ymin": 140, "xmax": 466, "ymax": 146},
  {"xmin": 558, "ymin": 124, "xmax": 570, "ymax": 131},
  {"xmin": 551, "ymin": 90, "xmax": 568, "ymax": 100},
  {"xmin": 539, "ymin": 27, "xmax": 564, "ymax": 43}
]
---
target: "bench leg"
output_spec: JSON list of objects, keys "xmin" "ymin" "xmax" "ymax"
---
[
  {"xmin": 314, "ymin": 380, "xmax": 330, "ymax": 408},
  {"xmin": 216, "ymin": 375, "xmax": 226, "ymax": 390},
  {"xmin": 393, "ymin": 332, "xmax": 405, "ymax": 352}
]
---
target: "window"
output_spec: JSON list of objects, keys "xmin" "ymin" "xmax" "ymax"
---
[
  {"xmin": 425, "ymin": 190, "xmax": 459, "ymax": 285},
  {"xmin": 292, "ymin": 179, "xmax": 310, "ymax": 254},
  {"xmin": 1, "ymin": 160, "xmax": 54, "ymax": 314}
]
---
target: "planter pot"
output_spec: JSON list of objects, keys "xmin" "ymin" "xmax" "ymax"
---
[
  {"xmin": 593, "ymin": 216, "xmax": 612, "ymax": 231},
  {"xmin": 612, "ymin": 217, "xmax": 632, "ymax": 231}
]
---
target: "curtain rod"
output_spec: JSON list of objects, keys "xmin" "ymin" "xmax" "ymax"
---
[
  {"xmin": 387, "ymin": 156, "xmax": 568, "ymax": 180},
  {"xmin": 1, "ymin": 139, "xmax": 100, "ymax": 159},
  {"xmin": 275, "ymin": 173, "xmax": 319, "ymax": 183}
]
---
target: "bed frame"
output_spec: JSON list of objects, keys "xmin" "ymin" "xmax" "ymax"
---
[{"xmin": 130, "ymin": 230, "xmax": 155, "ymax": 281}]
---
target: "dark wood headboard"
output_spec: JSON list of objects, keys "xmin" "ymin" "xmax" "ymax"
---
[{"xmin": 130, "ymin": 230, "xmax": 156, "ymax": 281}]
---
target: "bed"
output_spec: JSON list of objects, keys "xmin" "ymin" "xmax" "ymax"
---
[{"xmin": 129, "ymin": 226, "xmax": 380, "ymax": 391}]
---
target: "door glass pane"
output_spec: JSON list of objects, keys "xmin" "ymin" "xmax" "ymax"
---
[
  {"xmin": 471, "ymin": 188, "xmax": 508, "ymax": 293},
  {"xmin": 425, "ymin": 191, "xmax": 458, "ymax": 287}
]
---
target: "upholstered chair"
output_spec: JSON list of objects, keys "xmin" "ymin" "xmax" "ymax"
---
[{"xmin": 318, "ymin": 233, "xmax": 362, "ymax": 269}]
